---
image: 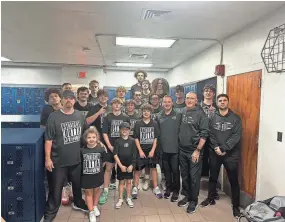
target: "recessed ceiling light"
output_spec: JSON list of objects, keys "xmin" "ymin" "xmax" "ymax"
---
[
  {"xmin": 1, "ymin": 57, "xmax": 11, "ymax": 61},
  {"xmin": 115, "ymin": 62, "xmax": 153, "ymax": 67},
  {"xmin": 116, "ymin": 37, "xmax": 176, "ymax": 48}
]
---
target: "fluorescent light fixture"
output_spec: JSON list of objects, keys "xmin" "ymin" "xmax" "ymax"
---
[
  {"xmin": 1, "ymin": 56, "xmax": 11, "ymax": 62},
  {"xmin": 116, "ymin": 37, "xmax": 176, "ymax": 48},
  {"xmin": 115, "ymin": 62, "xmax": 153, "ymax": 67}
]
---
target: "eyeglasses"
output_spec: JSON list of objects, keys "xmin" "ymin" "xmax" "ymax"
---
[{"xmin": 135, "ymin": 94, "xmax": 141, "ymax": 97}]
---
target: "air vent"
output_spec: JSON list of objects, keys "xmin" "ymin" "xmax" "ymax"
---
[
  {"xmin": 130, "ymin": 54, "xmax": 148, "ymax": 59},
  {"xmin": 141, "ymin": 9, "xmax": 171, "ymax": 20}
]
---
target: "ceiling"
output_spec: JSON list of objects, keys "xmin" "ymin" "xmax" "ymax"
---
[{"xmin": 1, "ymin": 1, "xmax": 284, "ymax": 71}]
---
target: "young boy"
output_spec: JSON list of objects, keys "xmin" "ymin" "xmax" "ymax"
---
[
  {"xmin": 132, "ymin": 104, "xmax": 163, "ymax": 199},
  {"xmin": 113, "ymin": 122, "xmax": 137, "ymax": 209},
  {"xmin": 100, "ymin": 98, "xmax": 130, "ymax": 204}
]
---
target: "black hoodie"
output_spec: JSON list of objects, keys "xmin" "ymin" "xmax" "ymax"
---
[
  {"xmin": 178, "ymin": 106, "xmax": 209, "ymax": 152},
  {"xmin": 209, "ymin": 109, "xmax": 242, "ymax": 156}
]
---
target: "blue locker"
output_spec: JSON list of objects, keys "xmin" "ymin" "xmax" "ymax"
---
[
  {"xmin": 1, "ymin": 128, "xmax": 45, "ymax": 222},
  {"xmin": 170, "ymin": 87, "xmax": 176, "ymax": 101},
  {"xmin": 125, "ymin": 90, "xmax": 131, "ymax": 100}
]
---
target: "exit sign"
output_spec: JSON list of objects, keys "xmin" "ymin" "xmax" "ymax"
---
[{"xmin": 78, "ymin": 72, "xmax": 86, "ymax": 78}]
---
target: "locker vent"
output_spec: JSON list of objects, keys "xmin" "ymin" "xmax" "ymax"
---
[
  {"xmin": 15, "ymin": 173, "xmax": 23, "ymax": 192},
  {"xmin": 16, "ymin": 198, "xmax": 24, "ymax": 217},
  {"xmin": 15, "ymin": 148, "xmax": 23, "ymax": 168}
]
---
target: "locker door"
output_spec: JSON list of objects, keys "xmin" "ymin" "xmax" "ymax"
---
[
  {"xmin": 3, "ymin": 196, "xmax": 35, "ymax": 222},
  {"xmin": 2, "ymin": 171, "xmax": 34, "ymax": 195},
  {"xmin": 13, "ymin": 88, "xmax": 25, "ymax": 115},
  {"xmin": 2, "ymin": 145, "xmax": 33, "ymax": 171}
]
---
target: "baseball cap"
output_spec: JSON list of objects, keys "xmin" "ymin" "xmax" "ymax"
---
[
  {"xmin": 62, "ymin": 90, "xmax": 76, "ymax": 99},
  {"xmin": 119, "ymin": 122, "xmax": 131, "ymax": 129},
  {"xmin": 203, "ymin": 84, "xmax": 216, "ymax": 93},
  {"xmin": 175, "ymin": 85, "xmax": 184, "ymax": 93}
]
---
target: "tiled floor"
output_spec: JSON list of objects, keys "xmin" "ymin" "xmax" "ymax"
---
[{"xmin": 54, "ymin": 186, "xmax": 239, "ymax": 222}]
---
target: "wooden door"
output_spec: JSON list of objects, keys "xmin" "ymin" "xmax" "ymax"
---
[{"xmin": 224, "ymin": 70, "xmax": 261, "ymax": 199}]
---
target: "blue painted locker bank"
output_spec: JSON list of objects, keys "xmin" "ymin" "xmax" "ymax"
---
[{"xmin": 1, "ymin": 128, "xmax": 46, "ymax": 222}]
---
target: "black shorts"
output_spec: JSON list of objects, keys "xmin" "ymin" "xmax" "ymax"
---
[
  {"xmin": 106, "ymin": 151, "xmax": 115, "ymax": 163},
  {"xmin": 136, "ymin": 156, "xmax": 157, "ymax": 171},
  {"xmin": 117, "ymin": 167, "xmax": 134, "ymax": 180}
]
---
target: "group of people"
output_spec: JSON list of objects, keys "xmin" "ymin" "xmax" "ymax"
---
[{"xmin": 41, "ymin": 70, "xmax": 243, "ymax": 222}]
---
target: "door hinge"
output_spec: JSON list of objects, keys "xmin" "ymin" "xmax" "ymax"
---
[{"xmin": 258, "ymin": 79, "xmax": 262, "ymax": 88}]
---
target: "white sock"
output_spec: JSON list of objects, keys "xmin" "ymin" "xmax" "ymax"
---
[{"xmin": 104, "ymin": 188, "xmax": 108, "ymax": 193}]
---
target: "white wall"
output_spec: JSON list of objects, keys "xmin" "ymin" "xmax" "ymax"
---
[
  {"xmin": 1, "ymin": 66, "xmax": 167, "ymax": 88},
  {"xmin": 168, "ymin": 6, "xmax": 285, "ymax": 200},
  {"xmin": 61, "ymin": 66, "xmax": 167, "ymax": 88},
  {"xmin": 1, "ymin": 66, "xmax": 62, "ymax": 85}
]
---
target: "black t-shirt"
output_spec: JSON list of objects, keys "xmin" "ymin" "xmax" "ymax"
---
[
  {"xmin": 174, "ymin": 101, "xmax": 186, "ymax": 114},
  {"xmin": 102, "ymin": 113, "xmax": 130, "ymax": 147},
  {"xmin": 200, "ymin": 101, "xmax": 218, "ymax": 118},
  {"xmin": 152, "ymin": 106, "xmax": 163, "ymax": 120},
  {"xmin": 134, "ymin": 102, "xmax": 143, "ymax": 118},
  {"xmin": 81, "ymin": 145, "xmax": 107, "ymax": 175},
  {"xmin": 86, "ymin": 104, "xmax": 112, "ymax": 136},
  {"xmin": 45, "ymin": 110, "xmax": 86, "ymax": 167},
  {"xmin": 40, "ymin": 105, "xmax": 55, "ymax": 126},
  {"xmin": 126, "ymin": 112, "xmax": 141, "ymax": 136},
  {"xmin": 88, "ymin": 94, "xmax": 99, "ymax": 106},
  {"xmin": 74, "ymin": 102, "xmax": 92, "ymax": 118},
  {"xmin": 131, "ymin": 84, "xmax": 142, "ymax": 97},
  {"xmin": 134, "ymin": 119, "xmax": 159, "ymax": 153},
  {"xmin": 113, "ymin": 137, "xmax": 137, "ymax": 166}
]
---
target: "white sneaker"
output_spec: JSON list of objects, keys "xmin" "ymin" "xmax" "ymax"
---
[
  {"xmin": 116, "ymin": 199, "xmax": 124, "ymax": 209},
  {"xmin": 89, "ymin": 211, "xmax": 96, "ymax": 222},
  {"xmin": 126, "ymin": 198, "xmax": 134, "ymax": 208},
  {"xmin": 93, "ymin": 206, "xmax": 100, "ymax": 216},
  {"xmin": 153, "ymin": 186, "xmax": 163, "ymax": 199},
  {"xmin": 142, "ymin": 180, "xmax": 150, "ymax": 191},
  {"xmin": 132, "ymin": 187, "xmax": 138, "ymax": 199}
]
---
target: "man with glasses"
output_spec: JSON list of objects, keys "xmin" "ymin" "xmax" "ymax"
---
[
  {"xmin": 200, "ymin": 94, "xmax": 242, "ymax": 218},
  {"xmin": 149, "ymin": 93, "xmax": 162, "ymax": 120},
  {"xmin": 88, "ymin": 80, "xmax": 99, "ymax": 106},
  {"xmin": 178, "ymin": 92, "xmax": 209, "ymax": 214}
]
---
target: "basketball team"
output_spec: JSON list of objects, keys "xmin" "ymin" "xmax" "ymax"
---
[{"xmin": 41, "ymin": 70, "xmax": 242, "ymax": 222}]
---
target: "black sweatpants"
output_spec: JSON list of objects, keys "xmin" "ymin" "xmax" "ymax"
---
[
  {"xmin": 162, "ymin": 152, "xmax": 180, "ymax": 193},
  {"xmin": 44, "ymin": 163, "xmax": 84, "ymax": 222},
  {"xmin": 208, "ymin": 150, "xmax": 240, "ymax": 207},
  {"xmin": 180, "ymin": 150, "xmax": 203, "ymax": 204}
]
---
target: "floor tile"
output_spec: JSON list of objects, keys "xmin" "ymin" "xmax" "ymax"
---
[
  {"xmin": 52, "ymin": 183, "xmax": 238, "ymax": 222},
  {"xmin": 159, "ymin": 214, "xmax": 175, "ymax": 222},
  {"xmin": 144, "ymin": 215, "xmax": 161, "ymax": 222},
  {"xmin": 130, "ymin": 215, "xmax": 146, "ymax": 222}
]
